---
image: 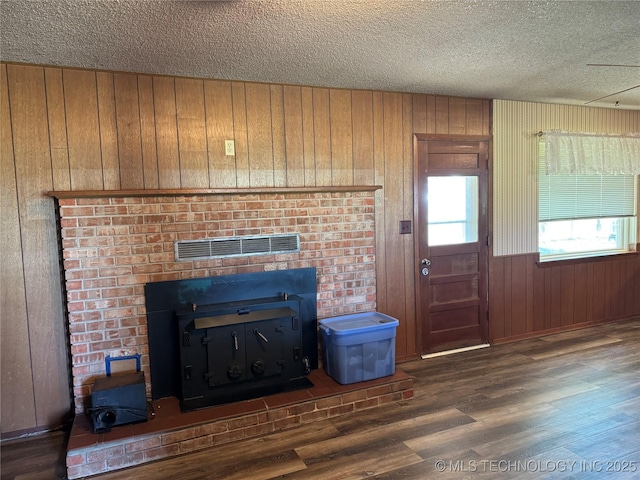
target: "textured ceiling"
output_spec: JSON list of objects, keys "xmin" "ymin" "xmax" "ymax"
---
[{"xmin": 1, "ymin": 0, "xmax": 639, "ymax": 110}]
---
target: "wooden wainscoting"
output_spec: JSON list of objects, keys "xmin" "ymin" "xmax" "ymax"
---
[{"xmin": 489, "ymin": 252, "xmax": 640, "ymax": 342}]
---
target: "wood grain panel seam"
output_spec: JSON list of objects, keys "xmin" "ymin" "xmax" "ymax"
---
[
  {"xmin": 44, "ymin": 68, "xmax": 71, "ymax": 189},
  {"xmin": 172, "ymin": 78, "xmax": 183, "ymax": 186},
  {"xmin": 135, "ymin": 75, "xmax": 147, "ymax": 188},
  {"xmin": 109, "ymin": 72, "xmax": 125, "ymax": 187},
  {"xmin": 270, "ymin": 85, "xmax": 278, "ymax": 186},
  {"xmin": 92, "ymin": 72, "xmax": 107, "ymax": 189},
  {"xmin": 200, "ymin": 79, "xmax": 212, "ymax": 187},
  {"xmin": 350, "ymin": 90, "xmax": 355, "ymax": 185}
]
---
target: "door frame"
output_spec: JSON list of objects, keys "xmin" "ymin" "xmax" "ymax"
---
[{"xmin": 412, "ymin": 133, "xmax": 492, "ymax": 355}]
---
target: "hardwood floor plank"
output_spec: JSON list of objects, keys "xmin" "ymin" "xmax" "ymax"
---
[
  {"xmin": 285, "ymin": 443, "xmax": 423, "ymax": 479},
  {"xmin": 563, "ymin": 419, "xmax": 640, "ymax": 461},
  {"xmin": 526, "ymin": 337, "xmax": 622, "ymax": 360},
  {"xmin": 295, "ymin": 407, "xmax": 475, "ymax": 461}
]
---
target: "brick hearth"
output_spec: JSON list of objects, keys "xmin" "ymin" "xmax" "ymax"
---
[{"xmin": 66, "ymin": 369, "xmax": 414, "ymax": 479}]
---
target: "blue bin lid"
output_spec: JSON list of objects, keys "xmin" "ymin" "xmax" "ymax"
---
[{"xmin": 319, "ymin": 312, "xmax": 399, "ymax": 335}]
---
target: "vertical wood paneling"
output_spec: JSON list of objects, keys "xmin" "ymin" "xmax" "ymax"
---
[
  {"xmin": 525, "ymin": 260, "xmax": 535, "ymax": 333},
  {"xmin": 204, "ymin": 80, "xmax": 235, "ymax": 188},
  {"xmin": 372, "ymin": 91, "xmax": 387, "ymax": 315},
  {"xmin": 5, "ymin": 64, "xmax": 69, "ymax": 429},
  {"xmin": 503, "ymin": 258, "xmax": 513, "ymax": 337},
  {"xmin": 329, "ymin": 89, "xmax": 353, "ymax": 186},
  {"xmin": 96, "ymin": 72, "xmax": 121, "ymax": 189},
  {"xmin": 585, "ymin": 262, "xmax": 594, "ymax": 324},
  {"xmin": 435, "ymin": 96, "xmax": 449, "ymax": 133},
  {"xmin": 283, "ymin": 85, "xmax": 305, "ymax": 187},
  {"xmin": 381, "ymin": 92, "xmax": 406, "ymax": 350},
  {"xmin": 245, "ymin": 83, "xmax": 274, "ymax": 187},
  {"xmin": 313, "ymin": 88, "xmax": 332, "ymax": 186},
  {"xmin": 635, "ymin": 255, "xmax": 640, "ymax": 313},
  {"xmin": 1, "ymin": 64, "xmax": 37, "ymax": 433},
  {"xmin": 270, "ymin": 85, "xmax": 287, "ymax": 187},
  {"xmin": 114, "ymin": 73, "xmax": 144, "ymax": 189},
  {"xmin": 412, "ymin": 94, "xmax": 427, "ymax": 133},
  {"xmin": 560, "ymin": 265, "xmax": 575, "ymax": 326},
  {"xmin": 573, "ymin": 263, "xmax": 588, "ymax": 325},
  {"xmin": 448, "ymin": 97, "xmax": 466, "ymax": 134},
  {"xmin": 401, "ymin": 93, "xmax": 416, "ymax": 358},
  {"xmin": 175, "ymin": 78, "xmax": 208, "ymax": 188},
  {"xmin": 623, "ymin": 260, "xmax": 636, "ymax": 317},
  {"xmin": 543, "ymin": 267, "xmax": 552, "ymax": 330},
  {"xmin": 549, "ymin": 265, "xmax": 563, "ymax": 328},
  {"xmin": 608, "ymin": 259, "xmax": 623, "ymax": 319},
  {"xmin": 43, "ymin": 68, "xmax": 70, "ymax": 191},
  {"xmin": 300, "ymin": 87, "xmax": 316, "ymax": 187},
  {"xmin": 152, "ymin": 76, "xmax": 181, "ymax": 188},
  {"xmin": 510, "ymin": 255, "xmax": 528, "ymax": 336},
  {"xmin": 532, "ymin": 257, "xmax": 546, "ymax": 332},
  {"xmin": 465, "ymin": 99, "xmax": 484, "ymax": 135},
  {"xmin": 351, "ymin": 90, "xmax": 374, "ymax": 185},
  {"xmin": 489, "ymin": 257, "xmax": 505, "ymax": 341},
  {"xmin": 62, "ymin": 69, "xmax": 103, "ymax": 190},
  {"xmin": 231, "ymin": 82, "xmax": 250, "ymax": 188},
  {"xmin": 490, "ymin": 252, "xmax": 640, "ymax": 343},
  {"xmin": 426, "ymin": 95, "xmax": 436, "ymax": 133},
  {"xmin": 482, "ymin": 100, "xmax": 491, "ymax": 135},
  {"xmin": 138, "ymin": 75, "xmax": 159, "ymax": 189},
  {"xmin": 596, "ymin": 260, "xmax": 610, "ymax": 320}
]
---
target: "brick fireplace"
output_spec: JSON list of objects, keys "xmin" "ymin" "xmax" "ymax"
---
[
  {"xmin": 51, "ymin": 187, "xmax": 413, "ymax": 478},
  {"xmin": 56, "ymin": 188, "xmax": 378, "ymax": 413}
]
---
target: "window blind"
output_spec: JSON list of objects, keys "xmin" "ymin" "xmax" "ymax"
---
[{"xmin": 538, "ymin": 143, "xmax": 636, "ymax": 222}]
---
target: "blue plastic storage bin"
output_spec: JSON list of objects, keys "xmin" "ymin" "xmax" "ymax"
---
[{"xmin": 319, "ymin": 312, "xmax": 399, "ymax": 385}]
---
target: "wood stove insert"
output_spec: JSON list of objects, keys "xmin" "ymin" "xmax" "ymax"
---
[{"xmin": 145, "ymin": 268, "xmax": 318, "ymax": 411}]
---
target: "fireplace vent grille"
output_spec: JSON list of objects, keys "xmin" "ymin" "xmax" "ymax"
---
[{"xmin": 175, "ymin": 234, "xmax": 300, "ymax": 260}]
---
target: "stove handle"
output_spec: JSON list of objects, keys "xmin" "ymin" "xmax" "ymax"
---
[{"xmin": 254, "ymin": 328, "xmax": 269, "ymax": 343}]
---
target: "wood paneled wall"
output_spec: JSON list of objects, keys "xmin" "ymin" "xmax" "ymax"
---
[
  {"xmin": 0, "ymin": 62, "xmax": 490, "ymax": 435},
  {"xmin": 490, "ymin": 253, "xmax": 640, "ymax": 342}
]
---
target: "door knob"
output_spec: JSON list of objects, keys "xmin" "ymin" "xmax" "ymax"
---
[{"xmin": 421, "ymin": 258, "xmax": 431, "ymax": 266}]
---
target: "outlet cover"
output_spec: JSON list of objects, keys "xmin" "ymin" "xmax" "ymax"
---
[
  {"xmin": 399, "ymin": 220, "xmax": 412, "ymax": 234},
  {"xmin": 225, "ymin": 140, "xmax": 235, "ymax": 156}
]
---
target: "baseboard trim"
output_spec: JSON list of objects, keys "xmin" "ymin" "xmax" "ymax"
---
[{"xmin": 421, "ymin": 343, "xmax": 490, "ymax": 359}]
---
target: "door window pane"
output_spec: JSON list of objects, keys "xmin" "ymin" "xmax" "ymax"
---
[{"xmin": 428, "ymin": 176, "xmax": 478, "ymax": 246}]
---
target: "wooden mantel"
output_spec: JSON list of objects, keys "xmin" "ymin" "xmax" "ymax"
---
[{"xmin": 47, "ymin": 186, "xmax": 383, "ymax": 199}]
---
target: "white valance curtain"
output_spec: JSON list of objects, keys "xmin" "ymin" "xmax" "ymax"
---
[{"xmin": 543, "ymin": 130, "xmax": 640, "ymax": 175}]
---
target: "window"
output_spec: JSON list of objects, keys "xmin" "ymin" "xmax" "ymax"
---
[
  {"xmin": 538, "ymin": 142, "xmax": 637, "ymax": 261},
  {"xmin": 427, "ymin": 176, "xmax": 478, "ymax": 246}
]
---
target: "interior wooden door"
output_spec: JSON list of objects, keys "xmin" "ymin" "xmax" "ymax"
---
[{"xmin": 415, "ymin": 134, "xmax": 490, "ymax": 355}]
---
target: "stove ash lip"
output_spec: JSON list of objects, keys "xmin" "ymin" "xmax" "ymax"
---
[
  {"xmin": 144, "ymin": 268, "xmax": 319, "ymax": 409},
  {"xmin": 176, "ymin": 294, "xmax": 305, "ymax": 337}
]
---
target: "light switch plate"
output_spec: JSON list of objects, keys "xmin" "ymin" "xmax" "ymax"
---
[{"xmin": 399, "ymin": 220, "xmax": 412, "ymax": 234}]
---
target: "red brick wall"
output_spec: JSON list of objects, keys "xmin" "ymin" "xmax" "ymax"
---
[{"xmin": 58, "ymin": 192, "xmax": 376, "ymax": 413}]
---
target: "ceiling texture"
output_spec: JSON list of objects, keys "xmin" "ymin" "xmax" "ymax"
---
[{"xmin": 1, "ymin": 0, "xmax": 639, "ymax": 110}]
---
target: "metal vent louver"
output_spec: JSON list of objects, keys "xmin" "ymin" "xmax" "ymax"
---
[{"xmin": 175, "ymin": 234, "xmax": 300, "ymax": 261}]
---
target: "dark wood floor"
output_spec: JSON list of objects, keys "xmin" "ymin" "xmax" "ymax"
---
[{"xmin": 3, "ymin": 318, "xmax": 639, "ymax": 479}]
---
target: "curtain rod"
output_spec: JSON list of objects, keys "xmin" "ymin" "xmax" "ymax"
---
[{"xmin": 535, "ymin": 130, "xmax": 640, "ymax": 138}]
